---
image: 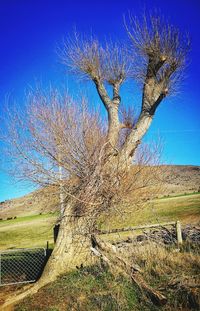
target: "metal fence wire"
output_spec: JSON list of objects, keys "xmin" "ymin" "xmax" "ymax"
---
[{"xmin": 0, "ymin": 248, "xmax": 47, "ymax": 286}]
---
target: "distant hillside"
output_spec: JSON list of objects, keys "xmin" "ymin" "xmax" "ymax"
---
[
  {"xmin": 0, "ymin": 187, "xmax": 59, "ymax": 219},
  {"xmin": 158, "ymin": 165, "xmax": 200, "ymax": 194},
  {"xmin": 0, "ymin": 165, "xmax": 199, "ymax": 219}
]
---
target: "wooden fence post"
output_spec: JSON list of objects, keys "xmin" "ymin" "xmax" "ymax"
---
[
  {"xmin": 176, "ymin": 221, "xmax": 183, "ymax": 247},
  {"xmin": 53, "ymin": 224, "xmax": 60, "ymax": 243}
]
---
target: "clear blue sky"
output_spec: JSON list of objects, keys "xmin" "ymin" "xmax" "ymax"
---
[{"xmin": 0, "ymin": 0, "xmax": 200, "ymax": 201}]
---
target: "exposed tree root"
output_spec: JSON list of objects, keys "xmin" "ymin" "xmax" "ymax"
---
[
  {"xmin": 91, "ymin": 235, "xmax": 167, "ymax": 306},
  {"xmin": 1, "ymin": 275, "xmax": 56, "ymax": 311},
  {"xmin": 1, "ymin": 234, "xmax": 167, "ymax": 310}
]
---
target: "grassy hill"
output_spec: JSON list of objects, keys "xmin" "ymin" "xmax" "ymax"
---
[
  {"xmin": 0, "ymin": 186, "xmax": 59, "ymax": 219},
  {"xmin": 0, "ymin": 193, "xmax": 199, "ymax": 250}
]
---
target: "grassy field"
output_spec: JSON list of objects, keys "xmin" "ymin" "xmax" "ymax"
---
[
  {"xmin": 0, "ymin": 213, "xmax": 57, "ymax": 250},
  {"xmin": 0, "ymin": 193, "xmax": 199, "ymax": 250},
  {"xmin": 100, "ymin": 193, "xmax": 200, "ymax": 230}
]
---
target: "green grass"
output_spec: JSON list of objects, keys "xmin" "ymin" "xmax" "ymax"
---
[
  {"xmin": 0, "ymin": 213, "xmax": 57, "ymax": 226},
  {"xmin": 100, "ymin": 193, "xmax": 200, "ymax": 231},
  {"xmin": 159, "ymin": 191, "xmax": 200, "ymax": 199},
  {"xmin": 0, "ymin": 213, "xmax": 57, "ymax": 249},
  {"xmin": 152, "ymin": 193, "xmax": 200, "ymax": 223},
  {"xmin": 14, "ymin": 265, "xmax": 155, "ymax": 311}
]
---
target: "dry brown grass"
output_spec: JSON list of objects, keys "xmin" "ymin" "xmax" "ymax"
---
[{"xmin": 127, "ymin": 242, "xmax": 200, "ymax": 310}]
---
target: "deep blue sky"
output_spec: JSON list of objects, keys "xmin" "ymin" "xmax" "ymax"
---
[{"xmin": 0, "ymin": 0, "xmax": 200, "ymax": 201}]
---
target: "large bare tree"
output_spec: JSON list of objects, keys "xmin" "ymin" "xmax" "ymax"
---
[{"xmin": 1, "ymin": 13, "xmax": 189, "ymax": 308}]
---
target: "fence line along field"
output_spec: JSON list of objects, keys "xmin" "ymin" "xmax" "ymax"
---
[{"xmin": 0, "ymin": 192, "xmax": 199, "ymax": 250}]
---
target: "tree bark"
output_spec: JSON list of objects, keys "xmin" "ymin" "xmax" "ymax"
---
[{"xmin": 41, "ymin": 202, "xmax": 94, "ymax": 282}]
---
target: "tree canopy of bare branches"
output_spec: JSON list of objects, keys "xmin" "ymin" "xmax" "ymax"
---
[
  {"xmin": 2, "ymin": 10, "xmax": 189, "ymax": 245},
  {"xmin": 60, "ymin": 13, "xmax": 189, "ymax": 160}
]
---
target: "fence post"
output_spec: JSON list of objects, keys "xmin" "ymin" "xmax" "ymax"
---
[
  {"xmin": 53, "ymin": 224, "xmax": 60, "ymax": 243},
  {"xmin": 176, "ymin": 221, "xmax": 183, "ymax": 247}
]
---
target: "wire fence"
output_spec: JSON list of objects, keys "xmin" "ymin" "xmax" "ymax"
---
[{"xmin": 0, "ymin": 248, "xmax": 47, "ymax": 286}]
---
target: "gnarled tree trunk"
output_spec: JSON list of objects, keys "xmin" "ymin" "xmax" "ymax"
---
[{"xmin": 40, "ymin": 202, "xmax": 94, "ymax": 284}]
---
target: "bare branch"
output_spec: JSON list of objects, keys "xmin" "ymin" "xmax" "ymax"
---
[
  {"xmin": 117, "ymin": 12, "xmax": 190, "ymax": 158},
  {"xmin": 59, "ymin": 33, "xmax": 133, "ymax": 114},
  {"xmin": 60, "ymin": 33, "xmax": 132, "ymax": 85},
  {"xmin": 125, "ymin": 12, "xmax": 190, "ymax": 95}
]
